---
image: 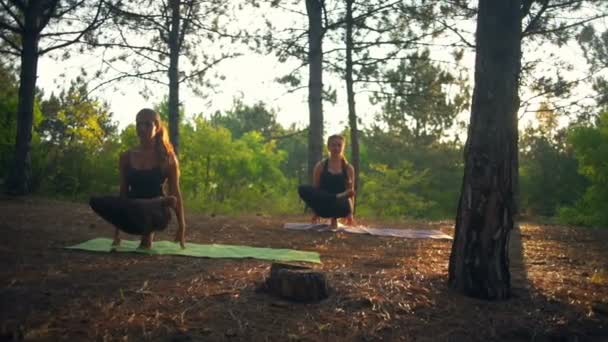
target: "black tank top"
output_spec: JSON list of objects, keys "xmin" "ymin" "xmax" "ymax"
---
[
  {"xmin": 319, "ymin": 158, "xmax": 348, "ymax": 194},
  {"xmin": 126, "ymin": 153, "xmax": 167, "ymax": 199}
]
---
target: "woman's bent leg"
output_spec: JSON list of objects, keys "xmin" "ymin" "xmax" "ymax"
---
[
  {"xmin": 89, "ymin": 196, "xmax": 172, "ymax": 236},
  {"xmin": 298, "ymin": 185, "xmax": 340, "ymax": 218}
]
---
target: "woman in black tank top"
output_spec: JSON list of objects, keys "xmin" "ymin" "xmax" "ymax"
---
[
  {"xmin": 89, "ymin": 108, "xmax": 187, "ymax": 249},
  {"xmin": 298, "ymin": 134, "xmax": 356, "ymax": 228}
]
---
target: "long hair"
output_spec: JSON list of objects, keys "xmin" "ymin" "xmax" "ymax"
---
[{"xmin": 136, "ymin": 108, "xmax": 177, "ymax": 172}]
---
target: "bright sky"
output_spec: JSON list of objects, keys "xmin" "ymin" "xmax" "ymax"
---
[
  {"xmin": 34, "ymin": 4, "xmax": 601, "ymax": 138},
  {"xmin": 36, "ymin": 2, "xmax": 374, "ymax": 136},
  {"xmin": 37, "ymin": 52, "xmax": 335, "ymax": 131}
]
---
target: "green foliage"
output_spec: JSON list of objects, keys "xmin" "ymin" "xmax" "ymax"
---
[
  {"xmin": 519, "ymin": 126, "xmax": 587, "ymax": 217},
  {"xmin": 0, "ymin": 63, "xmax": 45, "ymax": 185},
  {"xmin": 518, "ymin": 102, "xmax": 588, "ymax": 217},
  {"xmin": 154, "ymin": 96, "xmax": 186, "ymax": 124},
  {"xmin": 33, "ymin": 79, "xmax": 119, "ymax": 196},
  {"xmin": 371, "ymin": 49, "xmax": 469, "ymax": 146},
  {"xmin": 359, "ymin": 128, "xmax": 463, "ymax": 219},
  {"xmin": 558, "ymin": 112, "xmax": 608, "ymax": 227},
  {"xmin": 274, "ymin": 126, "xmax": 308, "ymax": 183},
  {"xmin": 180, "ymin": 116, "xmax": 299, "ymax": 215},
  {"xmin": 357, "ymin": 162, "xmax": 434, "ymax": 219},
  {"xmin": 0, "ymin": 64, "xmax": 19, "ymax": 181},
  {"xmin": 15, "ymin": 88, "xmax": 607, "ymax": 227},
  {"xmin": 210, "ymin": 99, "xmax": 281, "ymax": 139}
]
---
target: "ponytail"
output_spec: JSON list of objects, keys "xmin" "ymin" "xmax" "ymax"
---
[{"xmin": 155, "ymin": 123, "xmax": 175, "ymax": 169}]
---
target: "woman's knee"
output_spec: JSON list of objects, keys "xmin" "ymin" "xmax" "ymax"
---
[
  {"xmin": 89, "ymin": 196, "xmax": 104, "ymax": 212},
  {"xmin": 298, "ymin": 185, "xmax": 313, "ymax": 199}
]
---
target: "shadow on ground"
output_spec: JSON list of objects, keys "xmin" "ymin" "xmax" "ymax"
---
[{"xmin": 0, "ymin": 197, "xmax": 606, "ymax": 341}]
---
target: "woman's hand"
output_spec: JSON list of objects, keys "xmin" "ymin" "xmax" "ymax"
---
[
  {"xmin": 336, "ymin": 189, "xmax": 356, "ymax": 199},
  {"xmin": 174, "ymin": 224, "xmax": 186, "ymax": 249}
]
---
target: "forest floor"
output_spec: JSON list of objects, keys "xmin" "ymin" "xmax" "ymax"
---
[{"xmin": 1, "ymin": 196, "xmax": 607, "ymax": 342}]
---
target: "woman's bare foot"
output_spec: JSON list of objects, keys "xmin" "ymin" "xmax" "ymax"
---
[
  {"xmin": 342, "ymin": 215, "xmax": 355, "ymax": 226},
  {"xmin": 112, "ymin": 228, "xmax": 121, "ymax": 246},
  {"xmin": 330, "ymin": 218, "xmax": 338, "ymax": 229},
  {"xmin": 112, "ymin": 237, "xmax": 121, "ymax": 246},
  {"xmin": 138, "ymin": 233, "xmax": 153, "ymax": 249}
]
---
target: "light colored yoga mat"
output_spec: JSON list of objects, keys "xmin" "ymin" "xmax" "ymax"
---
[
  {"xmin": 66, "ymin": 238, "xmax": 321, "ymax": 263},
  {"xmin": 284, "ymin": 223, "xmax": 453, "ymax": 240}
]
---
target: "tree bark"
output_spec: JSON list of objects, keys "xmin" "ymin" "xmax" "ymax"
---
[
  {"xmin": 305, "ymin": 0, "xmax": 324, "ymax": 183},
  {"xmin": 168, "ymin": 0, "xmax": 181, "ymax": 155},
  {"xmin": 448, "ymin": 0, "xmax": 522, "ymax": 300},
  {"xmin": 344, "ymin": 0, "xmax": 360, "ymax": 202},
  {"xmin": 6, "ymin": 2, "xmax": 41, "ymax": 195}
]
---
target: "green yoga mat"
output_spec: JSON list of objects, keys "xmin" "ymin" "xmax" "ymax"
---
[{"xmin": 66, "ymin": 238, "xmax": 321, "ymax": 264}]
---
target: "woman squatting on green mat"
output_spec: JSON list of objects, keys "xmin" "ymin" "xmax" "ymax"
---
[
  {"xmin": 89, "ymin": 108, "xmax": 186, "ymax": 249},
  {"xmin": 298, "ymin": 134, "xmax": 356, "ymax": 229}
]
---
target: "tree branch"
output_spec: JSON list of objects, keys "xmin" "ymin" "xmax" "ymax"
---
[
  {"xmin": 438, "ymin": 19, "xmax": 475, "ymax": 48},
  {"xmin": 85, "ymin": 69, "xmax": 167, "ymax": 96},
  {"xmin": 0, "ymin": 0, "xmax": 23, "ymax": 30},
  {"xmin": 36, "ymin": 0, "xmax": 60, "ymax": 34},
  {"xmin": 178, "ymin": 1, "xmax": 195, "ymax": 51},
  {"xmin": 0, "ymin": 18, "xmax": 20, "ymax": 33},
  {"xmin": 519, "ymin": 69, "xmax": 602, "ymax": 109},
  {"xmin": 522, "ymin": 0, "xmax": 549, "ymax": 36},
  {"xmin": 0, "ymin": 47, "xmax": 19, "ymax": 55},
  {"xmin": 523, "ymin": 14, "xmax": 608, "ymax": 37},
  {"xmin": 38, "ymin": 0, "xmax": 105, "ymax": 55},
  {"xmin": 9, "ymin": 0, "xmax": 25, "ymax": 11},
  {"xmin": 0, "ymin": 30, "xmax": 20, "ymax": 53},
  {"xmin": 263, "ymin": 128, "xmax": 307, "ymax": 143},
  {"xmin": 179, "ymin": 53, "xmax": 238, "ymax": 83},
  {"xmin": 271, "ymin": 85, "xmax": 308, "ymax": 101},
  {"xmin": 520, "ymin": 0, "xmax": 535, "ymax": 19},
  {"xmin": 325, "ymin": 0, "xmax": 403, "ymax": 31}
]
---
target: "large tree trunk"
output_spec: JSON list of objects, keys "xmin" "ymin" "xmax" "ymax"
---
[
  {"xmin": 448, "ymin": 0, "xmax": 522, "ymax": 300},
  {"xmin": 305, "ymin": 0, "xmax": 324, "ymax": 183},
  {"xmin": 6, "ymin": 4, "xmax": 41, "ymax": 195},
  {"xmin": 168, "ymin": 0, "xmax": 181, "ymax": 155},
  {"xmin": 344, "ymin": 0, "xmax": 360, "ymax": 200}
]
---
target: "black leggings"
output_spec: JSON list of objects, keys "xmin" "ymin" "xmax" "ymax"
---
[
  {"xmin": 297, "ymin": 185, "xmax": 351, "ymax": 218},
  {"xmin": 89, "ymin": 196, "xmax": 171, "ymax": 235}
]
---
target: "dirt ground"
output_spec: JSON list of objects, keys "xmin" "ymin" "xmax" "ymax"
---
[{"xmin": 1, "ymin": 197, "xmax": 607, "ymax": 342}]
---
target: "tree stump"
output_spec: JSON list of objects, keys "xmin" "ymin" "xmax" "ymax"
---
[{"xmin": 262, "ymin": 263, "xmax": 329, "ymax": 302}]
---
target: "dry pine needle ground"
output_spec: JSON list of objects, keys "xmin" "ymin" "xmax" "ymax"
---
[{"xmin": 0, "ymin": 197, "xmax": 607, "ymax": 341}]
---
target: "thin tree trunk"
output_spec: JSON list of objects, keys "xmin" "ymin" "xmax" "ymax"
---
[
  {"xmin": 306, "ymin": 0, "xmax": 324, "ymax": 183},
  {"xmin": 448, "ymin": 0, "xmax": 522, "ymax": 300},
  {"xmin": 344, "ymin": 0, "xmax": 360, "ymax": 200},
  {"xmin": 6, "ymin": 4, "xmax": 41, "ymax": 195},
  {"xmin": 168, "ymin": 0, "xmax": 181, "ymax": 154}
]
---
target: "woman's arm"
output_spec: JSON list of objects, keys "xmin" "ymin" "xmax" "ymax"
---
[
  {"xmin": 346, "ymin": 164, "xmax": 355, "ymax": 194},
  {"xmin": 336, "ymin": 165, "xmax": 356, "ymax": 199},
  {"xmin": 113, "ymin": 152, "xmax": 130, "ymax": 245},
  {"xmin": 346, "ymin": 164, "xmax": 356, "ymax": 208},
  {"xmin": 167, "ymin": 155, "xmax": 186, "ymax": 248},
  {"xmin": 310, "ymin": 161, "xmax": 324, "ymax": 223},
  {"xmin": 342, "ymin": 164, "xmax": 356, "ymax": 225},
  {"xmin": 119, "ymin": 152, "xmax": 129, "ymax": 197},
  {"xmin": 312, "ymin": 161, "xmax": 323, "ymax": 188}
]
